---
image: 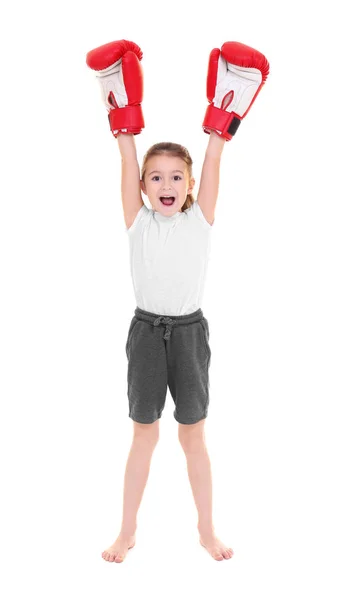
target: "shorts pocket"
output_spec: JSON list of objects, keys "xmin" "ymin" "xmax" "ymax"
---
[
  {"xmin": 125, "ymin": 317, "xmax": 138, "ymax": 357},
  {"xmin": 200, "ymin": 318, "xmax": 211, "ymax": 359}
]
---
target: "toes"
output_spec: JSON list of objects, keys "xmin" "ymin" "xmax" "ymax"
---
[
  {"xmin": 114, "ymin": 552, "xmax": 125, "ymax": 562},
  {"xmin": 102, "ymin": 550, "xmax": 124, "ymax": 562}
]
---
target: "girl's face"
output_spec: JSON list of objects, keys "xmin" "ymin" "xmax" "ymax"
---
[{"xmin": 141, "ymin": 155, "xmax": 195, "ymax": 215}]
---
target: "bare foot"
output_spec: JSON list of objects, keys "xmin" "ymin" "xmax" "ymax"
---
[
  {"xmin": 102, "ymin": 533, "xmax": 136, "ymax": 563},
  {"xmin": 199, "ymin": 531, "xmax": 234, "ymax": 561}
]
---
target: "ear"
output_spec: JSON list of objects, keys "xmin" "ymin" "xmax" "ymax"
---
[
  {"xmin": 140, "ymin": 179, "xmax": 147, "ymax": 195},
  {"xmin": 188, "ymin": 177, "xmax": 195, "ymax": 194}
]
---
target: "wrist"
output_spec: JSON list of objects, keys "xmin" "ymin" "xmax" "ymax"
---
[
  {"xmin": 117, "ymin": 133, "xmax": 138, "ymax": 160},
  {"xmin": 205, "ymin": 132, "xmax": 226, "ymax": 158}
]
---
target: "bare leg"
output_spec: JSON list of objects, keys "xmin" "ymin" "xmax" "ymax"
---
[
  {"xmin": 178, "ymin": 419, "xmax": 234, "ymax": 561},
  {"xmin": 102, "ymin": 419, "xmax": 159, "ymax": 563}
]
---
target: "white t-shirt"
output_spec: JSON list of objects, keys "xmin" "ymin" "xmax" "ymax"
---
[{"xmin": 125, "ymin": 200, "xmax": 213, "ymax": 316}]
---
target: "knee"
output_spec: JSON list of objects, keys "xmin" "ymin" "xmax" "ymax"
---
[
  {"xmin": 133, "ymin": 420, "xmax": 160, "ymax": 447},
  {"xmin": 178, "ymin": 424, "xmax": 205, "ymax": 454}
]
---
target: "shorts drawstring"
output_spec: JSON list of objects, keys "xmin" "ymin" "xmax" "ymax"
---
[{"xmin": 153, "ymin": 316, "xmax": 177, "ymax": 340}]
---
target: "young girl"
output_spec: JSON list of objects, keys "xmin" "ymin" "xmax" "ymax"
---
[{"xmin": 86, "ymin": 39, "xmax": 269, "ymax": 563}]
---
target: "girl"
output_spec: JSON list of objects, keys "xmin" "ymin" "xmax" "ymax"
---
[{"xmin": 86, "ymin": 39, "xmax": 269, "ymax": 563}]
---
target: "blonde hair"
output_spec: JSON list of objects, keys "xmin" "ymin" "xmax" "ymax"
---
[{"xmin": 141, "ymin": 142, "xmax": 195, "ymax": 212}]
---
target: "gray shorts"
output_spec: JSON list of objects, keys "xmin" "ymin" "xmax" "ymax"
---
[{"xmin": 125, "ymin": 307, "xmax": 211, "ymax": 424}]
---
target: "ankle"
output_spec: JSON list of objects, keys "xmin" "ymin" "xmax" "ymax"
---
[
  {"xmin": 120, "ymin": 525, "xmax": 137, "ymax": 537},
  {"xmin": 197, "ymin": 522, "xmax": 215, "ymax": 535}
]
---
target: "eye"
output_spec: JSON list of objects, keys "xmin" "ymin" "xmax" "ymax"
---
[
  {"xmin": 151, "ymin": 176, "xmax": 160, "ymax": 181},
  {"xmin": 173, "ymin": 175, "xmax": 182, "ymax": 180}
]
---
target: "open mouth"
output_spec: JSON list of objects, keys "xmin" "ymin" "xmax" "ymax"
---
[{"xmin": 160, "ymin": 196, "xmax": 175, "ymax": 206}]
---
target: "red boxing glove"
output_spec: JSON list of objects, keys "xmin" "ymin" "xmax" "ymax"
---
[
  {"xmin": 203, "ymin": 41, "xmax": 270, "ymax": 140},
  {"xmin": 86, "ymin": 39, "xmax": 144, "ymax": 136}
]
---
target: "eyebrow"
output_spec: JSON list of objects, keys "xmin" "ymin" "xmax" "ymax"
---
[{"xmin": 148, "ymin": 170, "xmax": 184, "ymax": 175}]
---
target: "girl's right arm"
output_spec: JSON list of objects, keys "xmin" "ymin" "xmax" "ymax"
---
[{"xmin": 117, "ymin": 133, "xmax": 144, "ymax": 230}]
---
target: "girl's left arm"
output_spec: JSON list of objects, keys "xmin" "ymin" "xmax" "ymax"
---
[{"xmin": 197, "ymin": 132, "xmax": 226, "ymax": 226}]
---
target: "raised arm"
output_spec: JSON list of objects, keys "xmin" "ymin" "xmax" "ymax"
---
[
  {"xmin": 197, "ymin": 132, "xmax": 225, "ymax": 226},
  {"xmin": 198, "ymin": 41, "xmax": 270, "ymax": 225},
  {"xmin": 86, "ymin": 39, "xmax": 145, "ymax": 229},
  {"xmin": 117, "ymin": 134, "xmax": 144, "ymax": 230}
]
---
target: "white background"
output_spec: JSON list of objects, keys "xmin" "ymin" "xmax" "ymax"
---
[{"xmin": 1, "ymin": 0, "xmax": 351, "ymax": 598}]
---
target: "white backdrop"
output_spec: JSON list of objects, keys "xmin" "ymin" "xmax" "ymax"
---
[{"xmin": 1, "ymin": 0, "xmax": 351, "ymax": 598}]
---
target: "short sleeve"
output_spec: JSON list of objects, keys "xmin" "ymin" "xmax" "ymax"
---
[
  {"xmin": 192, "ymin": 201, "xmax": 214, "ymax": 228},
  {"xmin": 125, "ymin": 203, "xmax": 150, "ymax": 235}
]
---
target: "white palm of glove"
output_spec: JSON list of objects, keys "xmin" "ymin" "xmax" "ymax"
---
[
  {"xmin": 94, "ymin": 59, "xmax": 127, "ymax": 111},
  {"xmin": 213, "ymin": 56, "xmax": 263, "ymax": 117}
]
